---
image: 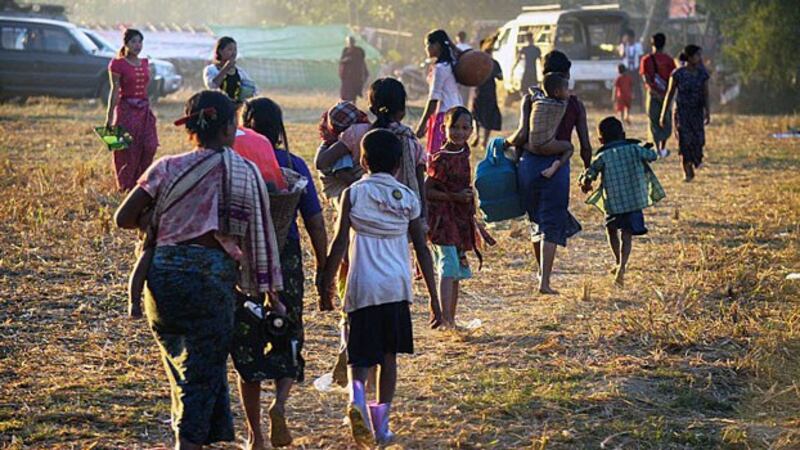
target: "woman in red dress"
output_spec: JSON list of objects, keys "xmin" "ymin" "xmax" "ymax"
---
[{"xmin": 104, "ymin": 29, "xmax": 159, "ymax": 191}]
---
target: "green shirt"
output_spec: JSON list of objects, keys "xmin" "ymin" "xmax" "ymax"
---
[{"xmin": 580, "ymin": 140, "xmax": 665, "ymax": 215}]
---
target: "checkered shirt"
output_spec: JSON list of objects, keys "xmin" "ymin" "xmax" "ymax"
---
[{"xmin": 580, "ymin": 141, "xmax": 664, "ymax": 215}]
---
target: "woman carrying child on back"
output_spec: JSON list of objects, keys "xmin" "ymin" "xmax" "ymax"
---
[
  {"xmin": 317, "ymin": 77, "xmax": 427, "ymax": 214},
  {"xmin": 321, "ymin": 129, "xmax": 441, "ymax": 446},
  {"xmin": 415, "ymin": 29, "xmax": 464, "ymax": 156},
  {"xmin": 426, "ymin": 106, "xmax": 495, "ymax": 328},
  {"xmin": 114, "ymin": 90, "xmax": 283, "ymax": 449},
  {"xmin": 510, "ymin": 50, "xmax": 592, "ymax": 295}
]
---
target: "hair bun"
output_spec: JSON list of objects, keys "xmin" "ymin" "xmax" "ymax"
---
[{"xmin": 679, "ymin": 52, "xmax": 688, "ymax": 62}]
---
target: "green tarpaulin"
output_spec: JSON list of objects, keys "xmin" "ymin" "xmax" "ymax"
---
[{"xmin": 210, "ymin": 24, "xmax": 381, "ymax": 90}]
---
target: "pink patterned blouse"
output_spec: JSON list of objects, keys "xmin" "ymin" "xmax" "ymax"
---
[
  {"xmin": 137, "ymin": 149, "xmax": 242, "ymax": 261},
  {"xmin": 109, "ymin": 58, "xmax": 149, "ymax": 99}
]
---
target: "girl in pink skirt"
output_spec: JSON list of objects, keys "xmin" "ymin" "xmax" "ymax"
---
[{"xmin": 415, "ymin": 29, "xmax": 463, "ymax": 157}]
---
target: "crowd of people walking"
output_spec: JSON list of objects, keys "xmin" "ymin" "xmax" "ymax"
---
[{"xmin": 105, "ymin": 25, "xmax": 710, "ymax": 449}]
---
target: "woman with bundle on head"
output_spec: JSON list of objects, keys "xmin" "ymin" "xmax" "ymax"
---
[
  {"xmin": 204, "ymin": 36, "xmax": 258, "ymax": 103},
  {"xmin": 114, "ymin": 90, "xmax": 284, "ymax": 449},
  {"xmin": 233, "ymin": 97, "xmax": 329, "ymax": 449},
  {"xmin": 415, "ymin": 29, "xmax": 464, "ymax": 156},
  {"xmin": 105, "ymin": 29, "xmax": 159, "ymax": 191},
  {"xmin": 660, "ymin": 45, "xmax": 710, "ymax": 182}
]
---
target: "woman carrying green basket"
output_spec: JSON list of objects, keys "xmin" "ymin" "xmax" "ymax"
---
[{"xmin": 104, "ymin": 29, "xmax": 159, "ymax": 191}]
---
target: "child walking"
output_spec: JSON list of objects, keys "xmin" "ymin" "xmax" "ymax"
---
[
  {"xmin": 426, "ymin": 107, "xmax": 494, "ymax": 328},
  {"xmin": 579, "ymin": 117, "xmax": 665, "ymax": 286},
  {"xmin": 321, "ymin": 129, "xmax": 441, "ymax": 446},
  {"xmin": 614, "ymin": 64, "xmax": 633, "ymax": 125}
]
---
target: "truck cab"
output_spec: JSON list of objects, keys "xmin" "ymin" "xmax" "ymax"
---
[{"xmin": 492, "ymin": 4, "xmax": 629, "ymax": 100}]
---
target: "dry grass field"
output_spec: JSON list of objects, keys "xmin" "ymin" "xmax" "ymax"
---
[{"xmin": 1, "ymin": 90, "xmax": 799, "ymax": 449}]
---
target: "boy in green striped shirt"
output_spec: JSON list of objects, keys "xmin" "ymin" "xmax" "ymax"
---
[{"xmin": 579, "ymin": 117, "xmax": 665, "ymax": 286}]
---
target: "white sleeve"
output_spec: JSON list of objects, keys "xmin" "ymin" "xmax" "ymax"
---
[
  {"xmin": 238, "ymin": 67, "xmax": 258, "ymax": 95},
  {"xmin": 203, "ymin": 65, "xmax": 220, "ymax": 89},
  {"xmin": 428, "ymin": 64, "xmax": 446, "ymax": 101}
]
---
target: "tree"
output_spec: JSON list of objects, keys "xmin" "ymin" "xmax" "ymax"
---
[{"xmin": 704, "ymin": 0, "xmax": 800, "ymax": 113}]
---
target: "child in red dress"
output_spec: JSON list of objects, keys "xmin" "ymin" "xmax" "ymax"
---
[{"xmin": 614, "ymin": 64, "xmax": 633, "ymax": 125}]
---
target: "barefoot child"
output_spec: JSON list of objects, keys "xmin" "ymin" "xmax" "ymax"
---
[
  {"xmin": 321, "ymin": 129, "xmax": 441, "ymax": 446},
  {"xmin": 579, "ymin": 117, "xmax": 665, "ymax": 286},
  {"xmin": 518, "ymin": 72, "xmax": 574, "ymax": 179},
  {"xmin": 426, "ymin": 106, "xmax": 495, "ymax": 328},
  {"xmin": 614, "ymin": 64, "xmax": 633, "ymax": 125}
]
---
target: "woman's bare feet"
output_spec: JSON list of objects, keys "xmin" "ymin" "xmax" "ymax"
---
[
  {"xmin": 538, "ymin": 285, "xmax": 559, "ymax": 295},
  {"xmin": 244, "ymin": 433, "xmax": 266, "ymax": 450},
  {"xmin": 614, "ymin": 271, "xmax": 625, "ymax": 287},
  {"xmin": 268, "ymin": 402, "xmax": 292, "ymax": 448}
]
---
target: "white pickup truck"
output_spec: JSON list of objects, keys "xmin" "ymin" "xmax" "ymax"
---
[{"xmin": 492, "ymin": 4, "xmax": 630, "ymax": 100}]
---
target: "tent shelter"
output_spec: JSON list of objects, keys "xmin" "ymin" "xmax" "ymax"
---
[{"xmin": 211, "ymin": 24, "xmax": 381, "ymax": 90}]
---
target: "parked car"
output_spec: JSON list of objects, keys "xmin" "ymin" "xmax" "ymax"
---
[
  {"xmin": 0, "ymin": 15, "xmax": 111, "ymax": 101},
  {"xmin": 492, "ymin": 4, "xmax": 630, "ymax": 100},
  {"xmin": 81, "ymin": 28, "xmax": 182, "ymax": 101}
]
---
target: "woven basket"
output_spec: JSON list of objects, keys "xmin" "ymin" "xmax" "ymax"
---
[{"xmin": 269, "ymin": 166, "xmax": 305, "ymax": 253}]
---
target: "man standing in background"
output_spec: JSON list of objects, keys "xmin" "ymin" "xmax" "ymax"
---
[
  {"xmin": 515, "ymin": 32, "xmax": 541, "ymax": 98},
  {"xmin": 640, "ymin": 32, "xmax": 677, "ymax": 157},
  {"xmin": 339, "ymin": 36, "xmax": 369, "ymax": 103}
]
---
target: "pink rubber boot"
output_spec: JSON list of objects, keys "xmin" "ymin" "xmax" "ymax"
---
[{"xmin": 368, "ymin": 401, "xmax": 395, "ymax": 445}]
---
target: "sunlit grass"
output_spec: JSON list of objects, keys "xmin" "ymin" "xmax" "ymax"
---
[{"xmin": 1, "ymin": 93, "xmax": 798, "ymax": 448}]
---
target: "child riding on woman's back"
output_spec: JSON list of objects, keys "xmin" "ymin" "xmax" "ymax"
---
[{"xmin": 518, "ymin": 73, "xmax": 574, "ymax": 179}]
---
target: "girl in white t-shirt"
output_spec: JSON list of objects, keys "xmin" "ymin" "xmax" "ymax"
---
[
  {"xmin": 415, "ymin": 29, "xmax": 463, "ymax": 156},
  {"xmin": 321, "ymin": 129, "xmax": 441, "ymax": 446}
]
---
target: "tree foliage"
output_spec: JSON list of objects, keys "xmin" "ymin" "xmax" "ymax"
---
[{"xmin": 704, "ymin": 0, "xmax": 800, "ymax": 112}]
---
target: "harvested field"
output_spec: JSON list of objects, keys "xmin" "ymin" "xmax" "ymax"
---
[{"xmin": 1, "ymin": 92, "xmax": 799, "ymax": 449}]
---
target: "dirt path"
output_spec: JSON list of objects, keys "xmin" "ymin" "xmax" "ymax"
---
[{"xmin": 1, "ymin": 95, "xmax": 798, "ymax": 449}]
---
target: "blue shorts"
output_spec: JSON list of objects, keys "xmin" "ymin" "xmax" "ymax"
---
[
  {"xmin": 432, "ymin": 245, "xmax": 472, "ymax": 280},
  {"xmin": 605, "ymin": 210, "xmax": 648, "ymax": 236}
]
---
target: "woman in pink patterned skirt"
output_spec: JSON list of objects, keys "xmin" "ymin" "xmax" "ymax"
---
[{"xmin": 104, "ymin": 29, "xmax": 159, "ymax": 191}]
